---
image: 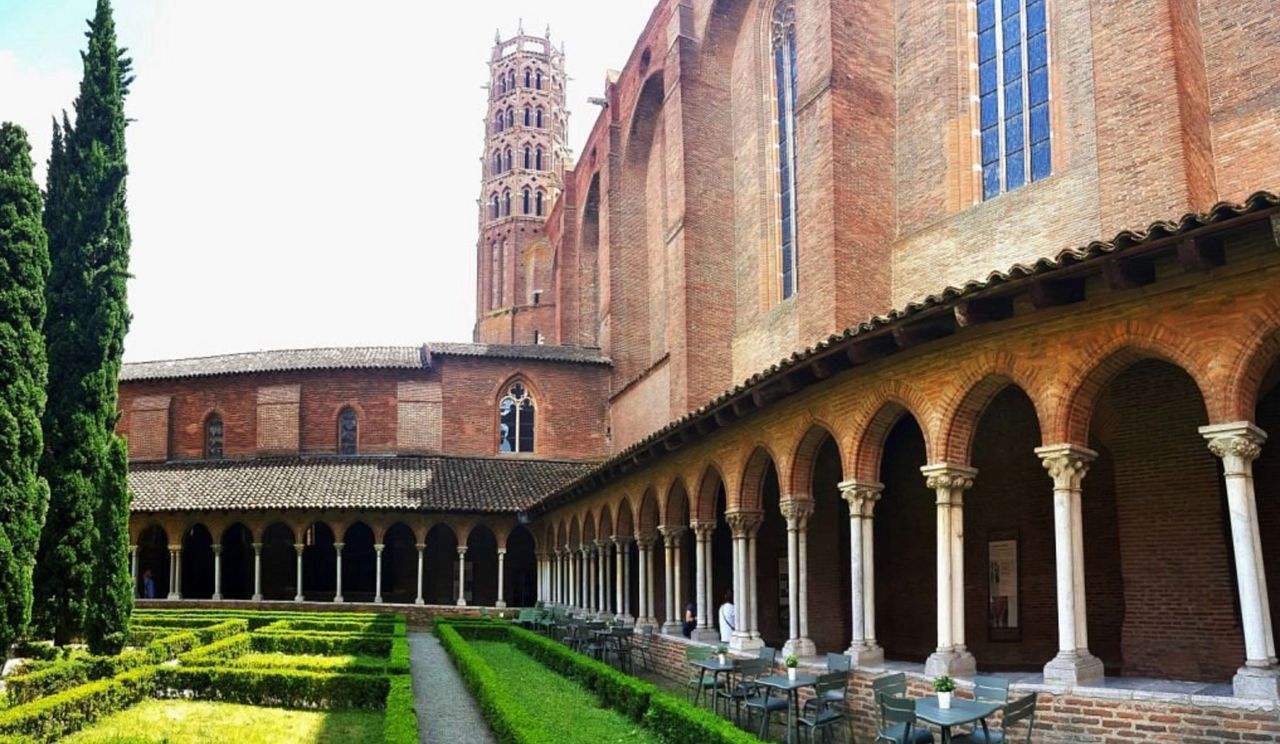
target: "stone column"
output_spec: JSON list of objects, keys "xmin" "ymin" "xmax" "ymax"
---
[
  {"xmin": 130, "ymin": 545, "xmax": 138, "ymax": 597},
  {"xmin": 168, "ymin": 545, "xmax": 182, "ymax": 600},
  {"xmin": 212, "ymin": 544, "xmax": 223, "ymax": 600},
  {"xmin": 333, "ymin": 542, "xmax": 345, "ymax": 603},
  {"xmin": 597, "ymin": 540, "xmax": 611, "ymax": 618},
  {"xmin": 415, "ymin": 543, "xmax": 426, "ymax": 605},
  {"xmin": 636, "ymin": 531, "xmax": 658, "ymax": 628},
  {"xmin": 921, "ymin": 464, "xmax": 977, "ymax": 677},
  {"xmin": 456, "ymin": 546, "xmax": 468, "ymax": 606},
  {"xmin": 726, "ymin": 512, "xmax": 764, "ymax": 650},
  {"xmin": 840, "ymin": 481, "xmax": 885, "ymax": 666},
  {"xmin": 252, "ymin": 543, "xmax": 263, "ymax": 601},
  {"xmin": 1036, "ymin": 444, "xmax": 1105, "ymax": 685},
  {"xmin": 294, "ymin": 543, "xmax": 305, "ymax": 602},
  {"xmin": 1201, "ymin": 422, "xmax": 1280, "ymax": 699},
  {"xmin": 658, "ymin": 526, "xmax": 682, "ymax": 633},
  {"xmin": 780, "ymin": 500, "xmax": 816, "ymax": 657},
  {"xmin": 496, "ymin": 548, "xmax": 507, "ymax": 608},
  {"xmin": 613, "ymin": 536, "xmax": 632, "ymax": 623},
  {"xmin": 690, "ymin": 522, "xmax": 717, "ymax": 641},
  {"xmin": 374, "ymin": 543, "xmax": 385, "ymax": 603}
]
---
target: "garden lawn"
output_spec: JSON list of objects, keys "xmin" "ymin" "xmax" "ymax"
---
[
  {"xmin": 471, "ymin": 641, "xmax": 663, "ymax": 744},
  {"xmin": 61, "ymin": 699, "xmax": 384, "ymax": 744}
]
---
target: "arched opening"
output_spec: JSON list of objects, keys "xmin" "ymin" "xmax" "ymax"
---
[
  {"xmin": 136, "ymin": 525, "xmax": 168, "ymax": 599},
  {"xmin": 383, "ymin": 523, "xmax": 418, "ymax": 604},
  {"xmin": 1082, "ymin": 358, "xmax": 1241, "ymax": 682},
  {"xmin": 424, "ymin": 523, "xmax": 459, "ymax": 605},
  {"xmin": 302, "ymin": 522, "xmax": 337, "ymax": 601},
  {"xmin": 665, "ymin": 483, "xmax": 693, "ymax": 634},
  {"xmin": 260, "ymin": 523, "xmax": 295, "ymax": 601},
  {"xmin": 181, "ymin": 524, "xmax": 215, "ymax": 600},
  {"xmin": 1256, "ymin": 350, "xmax": 1280, "ymax": 637},
  {"xmin": 875, "ymin": 413, "xmax": 936, "ymax": 662},
  {"xmin": 964, "ymin": 385, "xmax": 1052, "ymax": 670},
  {"xmin": 220, "ymin": 523, "xmax": 254, "ymax": 600},
  {"xmin": 638, "ymin": 489, "xmax": 661, "ymax": 625},
  {"xmin": 712, "ymin": 480, "xmax": 732, "ymax": 639},
  {"xmin": 803, "ymin": 433, "xmax": 851, "ymax": 654},
  {"xmin": 506, "ymin": 525, "xmax": 537, "ymax": 607},
  {"xmin": 342, "ymin": 522, "xmax": 376, "ymax": 602},
  {"xmin": 749, "ymin": 456, "xmax": 787, "ymax": 648},
  {"xmin": 468, "ymin": 525, "xmax": 500, "ymax": 606}
]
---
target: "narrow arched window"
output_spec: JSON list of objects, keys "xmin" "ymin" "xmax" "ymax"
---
[
  {"xmin": 772, "ymin": 0, "xmax": 800, "ymax": 300},
  {"xmin": 338, "ymin": 408, "xmax": 358, "ymax": 455},
  {"xmin": 977, "ymin": 0, "xmax": 1050, "ymax": 199},
  {"xmin": 490, "ymin": 193, "xmax": 500, "ymax": 219},
  {"xmin": 494, "ymin": 111, "xmax": 504, "ymax": 133},
  {"xmin": 205, "ymin": 414, "xmax": 224, "ymax": 459},
  {"xmin": 503, "ymin": 190, "xmax": 512, "ymax": 217},
  {"xmin": 522, "ymin": 188, "xmax": 532, "ymax": 215},
  {"xmin": 524, "ymin": 68, "xmax": 532, "ymax": 88},
  {"xmin": 492, "ymin": 151, "xmax": 502, "ymax": 175},
  {"xmin": 523, "ymin": 146, "xmax": 532, "ymax": 170},
  {"xmin": 506, "ymin": 108, "xmax": 515, "ymax": 128},
  {"xmin": 535, "ymin": 190, "xmax": 544, "ymax": 216},
  {"xmin": 535, "ymin": 107, "xmax": 544, "ymax": 128},
  {"xmin": 523, "ymin": 107, "xmax": 532, "ymax": 127},
  {"xmin": 497, "ymin": 74, "xmax": 506, "ymax": 95},
  {"xmin": 498, "ymin": 382, "xmax": 535, "ymax": 453},
  {"xmin": 535, "ymin": 70, "xmax": 543, "ymax": 90},
  {"xmin": 535, "ymin": 147, "xmax": 544, "ymax": 170},
  {"xmin": 508, "ymin": 70, "xmax": 516, "ymax": 90},
  {"xmin": 504, "ymin": 148, "xmax": 513, "ymax": 172}
]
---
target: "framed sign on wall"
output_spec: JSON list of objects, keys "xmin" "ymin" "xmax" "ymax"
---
[{"xmin": 987, "ymin": 530, "xmax": 1020, "ymax": 642}]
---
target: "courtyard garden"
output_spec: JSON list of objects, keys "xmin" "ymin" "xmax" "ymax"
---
[{"xmin": 0, "ymin": 609, "xmax": 416, "ymax": 743}]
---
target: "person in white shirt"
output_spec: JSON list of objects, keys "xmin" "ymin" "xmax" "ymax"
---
[{"xmin": 717, "ymin": 589, "xmax": 735, "ymax": 643}]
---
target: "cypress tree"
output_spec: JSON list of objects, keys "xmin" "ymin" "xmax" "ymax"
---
[
  {"xmin": 0, "ymin": 123, "xmax": 51, "ymax": 660},
  {"xmin": 35, "ymin": 0, "xmax": 135, "ymax": 651}
]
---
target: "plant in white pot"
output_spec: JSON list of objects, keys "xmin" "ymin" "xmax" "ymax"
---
[
  {"xmin": 715, "ymin": 644, "xmax": 728, "ymax": 665},
  {"xmin": 785, "ymin": 655, "xmax": 799, "ymax": 681},
  {"xmin": 932, "ymin": 675, "xmax": 956, "ymax": 709}
]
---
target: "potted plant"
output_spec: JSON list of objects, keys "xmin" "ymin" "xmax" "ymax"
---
[
  {"xmin": 785, "ymin": 655, "xmax": 799, "ymax": 681},
  {"xmin": 933, "ymin": 675, "xmax": 956, "ymax": 709},
  {"xmin": 715, "ymin": 644, "xmax": 728, "ymax": 665}
]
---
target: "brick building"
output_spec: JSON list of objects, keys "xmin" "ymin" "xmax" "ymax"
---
[{"xmin": 121, "ymin": 2, "xmax": 1280, "ymax": 739}]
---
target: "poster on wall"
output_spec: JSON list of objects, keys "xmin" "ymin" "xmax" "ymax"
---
[{"xmin": 988, "ymin": 534, "xmax": 1019, "ymax": 642}]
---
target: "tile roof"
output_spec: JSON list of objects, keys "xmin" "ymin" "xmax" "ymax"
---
[
  {"xmin": 128, "ymin": 456, "xmax": 597, "ymax": 514},
  {"xmin": 120, "ymin": 343, "xmax": 610, "ymax": 382}
]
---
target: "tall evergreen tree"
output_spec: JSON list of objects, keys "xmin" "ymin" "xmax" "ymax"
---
[
  {"xmin": 35, "ymin": 0, "xmax": 135, "ymax": 651},
  {"xmin": 0, "ymin": 123, "xmax": 51, "ymax": 661}
]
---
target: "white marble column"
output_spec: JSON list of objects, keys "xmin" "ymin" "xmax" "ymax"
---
[
  {"xmin": 294, "ymin": 543, "xmax": 305, "ymax": 602},
  {"xmin": 496, "ymin": 548, "xmax": 507, "ymax": 608},
  {"xmin": 168, "ymin": 545, "xmax": 182, "ymax": 600},
  {"xmin": 333, "ymin": 542, "xmax": 345, "ymax": 603},
  {"xmin": 922, "ymin": 464, "xmax": 977, "ymax": 677},
  {"xmin": 726, "ymin": 511, "xmax": 764, "ymax": 650},
  {"xmin": 130, "ymin": 545, "xmax": 138, "ymax": 597},
  {"xmin": 840, "ymin": 481, "xmax": 885, "ymax": 666},
  {"xmin": 1036, "ymin": 444, "xmax": 1104, "ymax": 685},
  {"xmin": 456, "ymin": 546, "xmax": 468, "ymax": 606},
  {"xmin": 659, "ymin": 526, "xmax": 682, "ymax": 633},
  {"xmin": 637, "ymin": 532, "xmax": 658, "ymax": 628},
  {"xmin": 252, "ymin": 543, "xmax": 263, "ymax": 601},
  {"xmin": 415, "ymin": 543, "xmax": 426, "ymax": 605},
  {"xmin": 374, "ymin": 543, "xmax": 385, "ymax": 603},
  {"xmin": 613, "ymin": 536, "xmax": 632, "ymax": 623},
  {"xmin": 1202, "ymin": 422, "xmax": 1280, "ymax": 699},
  {"xmin": 597, "ymin": 540, "xmax": 612, "ymax": 618},
  {"xmin": 212, "ymin": 544, "xmax": 223, "ymax": 600},
  {"xmin": 690, "ymin": 522, "xmax": 717, "ymax": 641},
  {"xmin": 780, "ymin": 500, "xmax": 816, "ymax": 657}
]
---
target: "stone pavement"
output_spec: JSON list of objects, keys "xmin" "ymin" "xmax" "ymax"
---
[{"xmin": 407, "ymin": 629, "xmax": 496, "ymax": 744}]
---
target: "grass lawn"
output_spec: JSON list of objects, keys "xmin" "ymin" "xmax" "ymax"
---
[
  {"xmin": 472, "ymin": 641, "xmax": 663, "ymax": 744},
  {"xmin": 62, "ymin": 699, "xmax": 384, "ymax": 744}
]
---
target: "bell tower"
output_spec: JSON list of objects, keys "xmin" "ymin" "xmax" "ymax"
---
[{"xmin": 474, "ymin": 23, "xmax": 568, "ymax": 345}]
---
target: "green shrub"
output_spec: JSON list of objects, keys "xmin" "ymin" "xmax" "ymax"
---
[
  {"xmin": 177, "ymin": 633, "xmax": 253, "ymax": 665},
  {"xmin": 249, "ymin": 631, "xmax": 392, "ymax": 657},
  {"xmin": 3, "ymin": 663, "xmax": 88, "ymax": 705},
  {"xmin": 7, "ymin": 642, "xmax": 55, "ymax": 662},
  {"xmin": 436, "ymin": 624, "xmax": 552, "ymax": 744},
  {"xmin": 643, "ymin": 692, "xmax": 763, "ymax": 744},
  {"xmin": 260, "ymin": 619, "xmax": 395, "ymax": 635},
  {"xmin": 129, "ymin": 616, "xmax": 223, "ymax": 629},
  {"xmin": 0, "ymin": 667, "xmax": 154, "ymax": 743},
  {"xmin": 381, "ymin": 674, "xmax": 417, "ymax": 744},
  {"xmin": 153, "ymin": 666, "xmax": 389, "ymax": 711},
  {"xmin": 389, "ymin": 636, "xmax": 410, "ymax": 674}
]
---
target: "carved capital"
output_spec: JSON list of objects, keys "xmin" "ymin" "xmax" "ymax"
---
[
  {"xmin": 1035, "ymin": 443, "xmax": 1097, "ymax": 490},
  {"xmin": 921, "ymin": 464, "xmax": 977, "ymax": 505},
  {"xmin": 658, "ymin": 524, "xmax": 687, "ymax": 547},
  {"xmin": 635, "ymin": 529, "xmax": 659, "ymax": 549},
  {"xmin": 612, "ymin": 535, "xmax": 634, "ymax": 547},
  {"xmin": 838, "ymin": 480, "xmax": 884, "ymax": 518},
  {"xmin": 333, "ymin": 541, "xmax": 345, "ymax": 554},
  {"xmin": 1201, "ymin": 422, "xmax": 1267, "ymax": 470},
  {"xmin": 456, "ymin": 545, "xmax": 469, "ymax": 556},
  {"xmin": 212, "ymin": 544, "xmax": 223, "ymax": 556},
  {"xmin": 725, "ymin": 510, "xmax": 764, "ymax": 537},
  {"xmin": 689, "ymin": 520, "xmax": 716, "ymax": 539},
  {"xmin": 779, "ymin": 499, "xmax": 815, "ymax": 530},
  {"xmin": 595, "ymin": 539, "xmax": 611, "ymax": 550}
]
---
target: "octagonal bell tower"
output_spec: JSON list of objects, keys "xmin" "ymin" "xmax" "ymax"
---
[{"xmin": 474, "ymin": 23, "xmax": 568, "ymax": 345}]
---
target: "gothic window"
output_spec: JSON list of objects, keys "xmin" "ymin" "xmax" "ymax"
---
[
  {"xmin": 535, "ymin": 107, "xmax": 544, "ymax": 128},
  {"xmin": 490, "ymin": 193, "xmax": 500, "ymax": 219},
  {"xmin": 524, "ymin": 68, "xmax": 532, "ymax": 88},
  {"xmin": 535, "ymin": 70, "xmax": 543, "ymax": 89},
  {"xmin": 337, "ymin": 408, "xmax": 358, "ymax": 455},
  {"xmin": 503, "ymin": 190, "xmax": 512, "ymax": 217},
  {"xmin": 205, "ymin": 414, "xmax": 224, "ymax": 459},
  {"xmin": 772, "ymin": 0, "xmax": 800, "ymax": 301},
  {"xmin": 535, "ymin": 147, "xmax": 544, "ymax": 170},
  {"xmin": 522, "ymin": 187, "xmax": 532, "ymax": 215},
  {"xmin": 535, "ymin": 190, "xmax": 544, "ymax": 216},
  {"xmin": 497, "ymin": 74, "xmax": 506, "ymax": 95},
  {"xmin": 498, "ymin": 382, "xmax": 535, "ymax": 453},
  {"xmin": 524, "ymin": 106, "xmax": 532, "ymax": 126},
  {"xmin": 523, "ymin": 146, "xmax": 532, "ymax": 170},
  {"xmin": 507, "ymin": 70, "xmax": 516, "ymax": 90},
  {"xmin": 494, "ymin": 111, "xmax": 504, "ymax": 133},
  {"xmin": 504, "ymin": 148, "xmax": 513, "ymax": 172},
  {"xmin": 506, "ymin": 108, "xmax": 515, "ymax": 128},
  {"xmin": 492, "ymin": 150, "xmax": 502, "ymax": 175},
  {"xmin": 978, "ymin": 0, "xmax": 1050, "ymax": 199}
]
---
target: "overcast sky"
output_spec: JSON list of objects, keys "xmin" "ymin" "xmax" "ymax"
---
[{"xmin": 0, "ymin": 0, "xmax": 656, "ymax": 362}]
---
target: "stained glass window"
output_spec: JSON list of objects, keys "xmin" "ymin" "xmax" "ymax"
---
[
  {"xmin": 338, "ymin": 408, "xmax": 358, "ymax": 455},
  {"xmin": 499, "ymin": 383, "xmax": 535, "ymax": 454},
  {"xmin": 205, "ymin": 414, "xmax": 223, "ymax": 459},
  {"xmin": 772, "ymin": 0, "xmax": 800, "ymax": 300},
  {"xmin": 978, "ymin": 0, "xmax": 1050, "ymax": 200}
]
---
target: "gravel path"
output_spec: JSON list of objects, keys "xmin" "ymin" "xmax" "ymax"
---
[{"xmin": 408, "ymin": 630, "xmax": 496, "ymax": 744}]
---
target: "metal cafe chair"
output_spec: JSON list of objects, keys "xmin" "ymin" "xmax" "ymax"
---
[
  {"xmin": 796, "ymin": 671, "xmax": 848, "ymax": 743},
  {"xmin": 684, "ymin": 645, "xmax": 720, "ymax": 707},
  {"xmin": 952, "ymin": 693, "xmax": 1037, "ymax": 744},
  {"xmin": 630, "ymin": 625, "xmax": 655, "ymax": 672},
  {"xmin": 973, "ymin": 675, "xmax": 1010, "ymax": 705},
  {"xmin": 718, "ymin": 656, "xmax": 771, "ymax": 725},
  {"xmin": 875, "ymin": 695, "xmax": 934, "ymax": 744}
]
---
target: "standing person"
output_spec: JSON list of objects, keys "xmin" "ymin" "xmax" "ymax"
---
[
  {"xmin": 682, "ymin": 600, "xmax": 696, "ymax": 637},
  {"xmin": 717, "ymin": 589, "xmax": 735, "ymax": 643},
  {"xmin": 142, "ymin": 569, "xmax": 155, "ymax": 599}
]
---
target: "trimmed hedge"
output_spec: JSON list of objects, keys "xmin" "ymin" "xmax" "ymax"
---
[
  {"xmin": 177, "ymin": 633, "xmax": 253, "ymax": 665},
  {"xmin": 643, "ymin": 692, "xmax": 763, "ymax": 744},
  {"xmin": 389, "ymin": 635, "xmax": 411, "ymax": 674},
  {"xmin": 437, "ymin": 624, "xmax": 550, "ymax": 744},
  {"xmin": 153, "ymin": 666, "xmax": 389, "ymax": 710},
  {"xmin": 249, "ymin": 630, "xmax": 392, "ymax": 657},
  {"xmin": 260, "ymin": 619, "xmax": 395, "ymax": 635},
  {"xmin": 382, "ymin": 674, "xmax": 418, "ymax": 744},
  {"xmin": 134, "ymin": 610, "xmax": 396, "ymax": 631},
  {"xmin": 0, "ymin": 667, "xmax": 155, "ymax": 743}
]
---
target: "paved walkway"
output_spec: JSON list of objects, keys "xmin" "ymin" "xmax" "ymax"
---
[{"xmin": 408, "ymin": 630, "xmax": 496, "ymax": 744}]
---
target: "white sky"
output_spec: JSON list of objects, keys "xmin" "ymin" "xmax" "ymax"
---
[{"xmin": 0, "ymin": 0, "xmax": 657, "ymax": 362}]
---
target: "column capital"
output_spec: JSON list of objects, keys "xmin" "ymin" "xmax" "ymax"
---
[
  {"xmin": 457, "ymin": 545, "xmax": 469, "ymax": 555},
  {"xmin": 294, "ymin": 542, "xmax": 305, "ymax": 555},
  {"xmin": 1201, "ymin": 422, "xmax": 1267, "ymax": 469},
  {"xmin": 779, "ymin": 499, "xmax": 814, "ymax": 530},
  {"xmin": 252, "ymin": 542, "xmax": 263, "ymax": 551},
  {"xmin": 921, "ymin": 463, "xmax": 977, "ymax": 505},
  {"xmin": 168, "ymin": 544, "xmax": 182, "ymax": 552},
  {"xmin": 374, "ymin": 543, "xmax": 385, "ymax": 553},
  {"xmin": 657, "ymin": 524, "xmax": 686, "ymax": 546},
  {"xmin": 497, "ymin": 547, "xmax": 507, "ymax": 556},
  {"xmin": 839, "ymin": 480, "xmax": 884, "ymax": 517},
  {"xmin": 635, "ymin": 529, "xmax": 659, "ymax": 548},
  {"xmin": 212, "ymin": 544, "xmax": 223, "ymax": 555},
  {"xmin": 1036, "ymin": 443, "xmax": 1098, "ymax": 488},
  {"xmin": 725, "ymin": 510, "xmax": 764, "ymax": 537},
  {"xmin": 595, "ymin": 539, "xmax": 611, "ymax": 550},
  {"xmin": 333, "ymin": 542, "xmax": 345, "ymax": 553},
  {"xmin": 689, "ymin": 520, "xmax": 716, "ymax": 539},
  {"xmin": 612, "ymin": 534, "xmax": 635, "ymax": 547},
  {"xmin": 415, "ymin": 542, "xmax": 426, "ymax": 551}
]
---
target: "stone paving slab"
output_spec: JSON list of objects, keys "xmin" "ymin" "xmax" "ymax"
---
[{"xmin": 408, "ymin": 630, "xmax": 496, "ymax": 744}]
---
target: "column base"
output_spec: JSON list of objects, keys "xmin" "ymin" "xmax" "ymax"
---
[
  {"xmin": 1043, "ymin": 650, "xmax": 1105, "ymax": 685},
  {"xmin": 730, "ymin": 633, "xmax": 764, "ymax": 652},
  {"xmin": 294, "ymin": 594, "xmax": 304, "ymax": 602},
  {"xmin": 375, "ymin": 596, "xmax": 383, "ymax": 604},
  {"xmin": 334, "ymin": 596, "xmax": 344, "ymax": 604},
  {"xmin": 637, "ymin": 617, "xmax": 660, "ymax": 631},
  {"xmin": 616, "ymin": 614, "xmax": 635, "ymax": 626},
  {"xmin": 456, "ymin": 599, "xmax": 467, "ymax": 607},
  {"xmin": 924, "ymin": 647, "xmax": 977, "ymax": 677},
  {"xmin": 167, "ymin": 593, "xmax": 181, "ymax": 600},
  {"xmin": 661, "ymin": 621, "xmax": 682, "ymax": 634},
  {"xmin": 252, "ymin": 594, "xmax": 263, "ymax": 602},
  {"xmin": 212, "ymin": 593, "xmax": 223, "ymax": 601},
  {"xmin": 414, "ymin": 598, "xmax": 425, "ymax": 606},
  {"xmin": 496, "ymin": 600, "xmax": 507, "ymax": 608},
  {"xmin": 783, "ymin": 637, "xmax": 817, "ymax": 658},
  {"xmin": 691, "ymin": 627, "xmax": 720, "ymax": 643},
  {"xmin": 846, "ymin": 642, "xmax": 885, "ymax": 668},
  {"xmin": 1234, "ymin": 664, "xmax": 1280, "ymax": 700}
]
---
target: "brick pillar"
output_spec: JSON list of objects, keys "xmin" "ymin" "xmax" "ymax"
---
[
  {"xmin": 1036, "ymin": 444, "xmax": 1105, "ymax": 685},
  {"xmin": 841, "ymin": 480, "xmax": 885, "ymax": 666},
  {"xmin": 780, "ymin": 500, "xmax": 816, "ymax": 657},
  {"xmin": 726, "ymin": 511, "xmax": 764, "ymax": 651},
  {"xmin": 1202, "ymin": 422, "xmax": 1280, "ymax": 700},
  {"xmin": 922, "ymin": 464, "xmax": 977, "ymax": 677}
]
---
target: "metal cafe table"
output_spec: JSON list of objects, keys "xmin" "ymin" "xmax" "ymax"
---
[
  {"xmin": 914, "ymin": 697, "xmax": 1002, "ymax": 743},
  {"xmin": 689, "ymin": 656, "xmax": 735, "ymax": 713},
  {"xmin": 754, "ymin": 672, "xmax": 819, "ymax": 744}
]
